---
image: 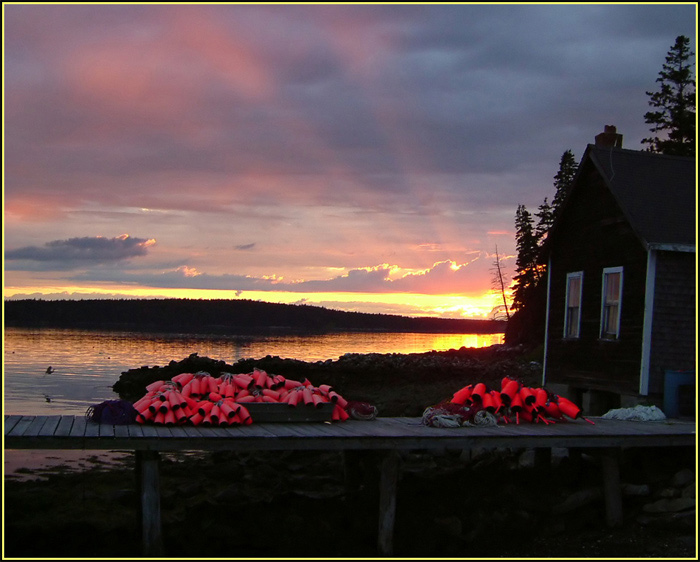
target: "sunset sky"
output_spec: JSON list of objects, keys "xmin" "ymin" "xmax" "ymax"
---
[{"xmin": 3, "ymin": 3, "xmax": 696, "ymax": 319}]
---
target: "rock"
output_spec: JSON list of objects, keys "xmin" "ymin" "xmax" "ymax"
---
[
  {"xmin": 656, "ymin": 486, "xmax": 680, "ymax": 498},
  {"xmin": 552, "ymin": 487, "xmax": 602, "ymax": 514},
  {"xmin": 681, "ymin": 482, "xmax": 694, "ymax": 499},
  {"xmin": 434, "ymin": 516, "xmax": 463, "ymax": 538},
  {"xmin": 636, "ymin": 509, "xmax": 697, "ymax": 531},
  {"xmin": 670, "ymin": 468, "xmax": 694, "ymax": 488},
  {"xmin": 621, "ymin": 483, "xmax": 650, "ymax": 496},
  {"xmin": 643, "ymin": 497, "xmax": 695, "ymax": 513},
  {"xmin": 518, "ymin": 449, "xmax": 535, "ymax": 469}
]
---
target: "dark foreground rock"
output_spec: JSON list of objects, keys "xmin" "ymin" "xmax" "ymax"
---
[{"xmin": 4, "ymin": 445, "xmax": 695, "ymax": 558}]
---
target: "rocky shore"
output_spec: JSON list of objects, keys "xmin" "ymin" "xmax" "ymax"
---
[
  {"xmin": 112, "ymin": 345, "xmax": 544, "ymax": 417},
  {"xmin": 5, "ymin": 346, "xmax": 696, "ymax": 558}
]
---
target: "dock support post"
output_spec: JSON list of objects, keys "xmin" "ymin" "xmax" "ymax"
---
[
  {"xmin": 377, "ymin": 450, "xmax": 400, "ymax": 556},
  {"xmin": 136, "ymin": 450, "xmax": 164, "ymax": 556},
  {"xmin": 601, "ymin": 447, "xmax": 623, "ymax": 528}
]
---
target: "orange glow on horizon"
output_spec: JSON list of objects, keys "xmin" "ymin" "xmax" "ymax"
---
[{"xmin": 3, "ymin": 284, "xmax": 507, "ymax": 320}]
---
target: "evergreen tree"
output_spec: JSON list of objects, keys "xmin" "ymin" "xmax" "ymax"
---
[
  {"xmin": 642, "ymin": 35, "xmax": 696, "ymax": 157},
  {"xmin": 534, "ymin": 197, "xmax": 554, "ymax": 244},
  {"xmin": 551, "ymin": 149, "xmax": 578, "ymax": 215},
  {"xmin": 511, "ymin": 204, "xmax": 539, "ymax": 311}
]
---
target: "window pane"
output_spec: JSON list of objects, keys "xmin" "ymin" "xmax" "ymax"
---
[
  {"xmin": 565, "ymin": 273, "xmax": 582, "ymax": 338},
  {"xmin": 568, "ymin": 277, "xmax": 581, "ymax": 306},
  {"xmin": 601, "ymin": 269, "xmax": 622, "ymax": 339},
  {"xmin": 606, "ymin": 272, "xmax": 620, "ymax": 302}
]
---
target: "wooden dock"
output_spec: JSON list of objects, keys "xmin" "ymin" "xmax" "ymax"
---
[{"xmin": 5, "ymin": 414, "xmax": 696, "ymax": 556}]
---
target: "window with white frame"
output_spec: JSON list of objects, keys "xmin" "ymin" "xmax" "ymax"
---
[
  {"xmin": 564, "ymin": 271, "xmax": 583, "ymax": 338},
  {"xmin": 600, "ymin": 266, "xmax": 623, "ymax": 339}
]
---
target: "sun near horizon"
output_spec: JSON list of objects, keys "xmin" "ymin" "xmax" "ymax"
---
[{"xmin": 3, "ymin": 284, "xmax": 510, "ymax": 321}]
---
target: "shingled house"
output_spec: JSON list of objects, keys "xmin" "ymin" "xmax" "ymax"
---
[{"xmin": 540, "ymin": 126, "xmax": 696, "ymax": 415}]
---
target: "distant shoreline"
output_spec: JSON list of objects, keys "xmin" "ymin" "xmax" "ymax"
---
[{"xmin": 4, "ymin": 298, "xmax": 507, "ymax": 336}]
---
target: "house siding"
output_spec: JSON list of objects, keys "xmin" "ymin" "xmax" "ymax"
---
[
  {"xmin": 647, "ymin": 250, "xmax": 696, "ymax": 394},
  {"xmin": 545, "ymin": 164, "xmax": 647, "ymax": 395}
]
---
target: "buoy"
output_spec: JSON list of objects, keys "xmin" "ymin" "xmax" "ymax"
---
[
  {"xmin": 329, "ymin": 391, "xmax": 348, "ymax": 408},
  {"xmin": 481, "ymin": 391, "xmax": 496, "ymax": 413},
  {"xmin": 262, "ymin": 388, "xmax": 281, "ymax": 401},
  {"xmin": 452, "ymin": 384, "xmax": 474, "ymax": 405},
  {"xmin": 188, "ymin": 377, "xmax": 202, "ymax": 398},
  {"xmin": 146, "ymin": 380, "xmax": 166, "ymax": 393},
  {"xmin": 219, "ymin": 401, "xmax": 239, "ymax": 420},
  {"xmin": 500, "ymin": 380, "xmax": 520, "ymax": 404},
  {"xmin": 220, "ymin": 382, "xmax": 236, "ymax": 398},
  {"xmin": 509, "ymin": 393, "xmax": 524, "ymax": 412},
  {"xmin": 519, "ymin": 386, "xmax": 536, "ymax": 405},
  {"xmin": 197, "ymin": 400, "xmax": 215, "ymax": 417},
  {"xmin": 286, "ymin": 390, "xmax": 301, "ymax": 407},
  {"xmin": 519, "ymin": 408, "xmax": 533, "ymax": 423},
  {"xmin": 543, "ymin": 400, "xmax": 563, "ymax": 419},
  {"xmin": 172, "ymin": 372, "xmax": 194, "ymax": 386},
  {"xmin": 137, "ymin": 408, "xmax": 155, "ymax": 424},
  {"xmin": 556, "ymin": 396, "xmax": 582, "ymax": 419},
  {"xmin": 133, "ymin": 393, "xmax": 156, "ymax": 412},
  {"xmin": 237, "ymin": 406, "xmax": 252, "ymax": 425},
  {"xmin": 471, "ymin": 383, "xmax": 487, "ymax": 403},
  {"xmin": 164, "ymin": 409, "xmax": 177, "ymax": 426},
  {"xmin": 311, "ymin": 393, "xmax": 326, "ymax": 408},
  {"xmin": 174, "ymin": 407, "xmax": 189, "ymax": 423},
  {"xmin": 332, "ymin": 404, "xmax": 350, "ymax": 421},
  {"xmin": 533, "ymin": 388, "xmax": 549, "ymax": 413},
  {"xmin": 206, "ymin": 376, "xmax": 219, "ymax": 394},
  {"xmin": 489, "ymin": 390, "xmax": 504, "ymax": 414},
  {"xmin": 233, "ymin": 373, "xmax": 254, "ymax": 389},
  {"xmin": 167, "ymin": 390, "xmax": 183, "ymax": 410},
  {"xmin": 253, "ymin": 369, "xmax": 269, "ymax": 389},
  {"xmin": 284, "ymin": 379, "xmax": 304, "ymax": 390}
]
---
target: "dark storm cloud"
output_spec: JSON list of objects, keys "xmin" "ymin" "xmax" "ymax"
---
[
  {"xmin": 5, "ymin": 235, "xmax": 155, "ymax": 267},
  {"xmin": 5, "ymin": 3, "xmax": 695, "ymax": 216},
  {"xmin": 3, "ymin": 3, "xmax": 695, "ymax": 309}
]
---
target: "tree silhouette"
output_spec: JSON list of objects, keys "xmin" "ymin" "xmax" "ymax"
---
[
  {"xmin": 511, "ymin": 205, "xmax": 540, "ymax": 312},
  {"xmin": 551, "ymin": 149, "xmax": 578, "ymax": 215},
  {"xmin": 490, "ymin": 244, "xmax": 511, "ymax": 320},
  {"xmin": 642, "ymin": 35, "xmax": 696, "ymax": 157}
]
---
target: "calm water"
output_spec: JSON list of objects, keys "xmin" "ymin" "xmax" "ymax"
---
[{"xmin": 3, "ymin": 327, "xmax": 503, "ymax": 416}]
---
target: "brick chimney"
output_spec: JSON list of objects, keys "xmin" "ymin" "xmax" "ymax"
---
[{"xmin": 595, "ymin": 125, "xmax": 623, "ymax": 148}]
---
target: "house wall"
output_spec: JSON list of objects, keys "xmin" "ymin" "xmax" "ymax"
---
[
  {"xmin": 648, "ymin": 250, "xmax": 696, "ymax": 394},
  {"xmin": 545, "ymin": 163, "xmax": 647, "ymax": 395}
]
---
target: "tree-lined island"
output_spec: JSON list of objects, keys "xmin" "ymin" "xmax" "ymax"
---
[{"xmin": 3, "ymin": 298, "xmax": 506, "ymax": 335}]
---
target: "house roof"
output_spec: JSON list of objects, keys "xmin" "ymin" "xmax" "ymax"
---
[
  {"xmin": 550, "ymin": 145, "xmax": 696, "ymax": 252},
  {"xmin": 588, "ymin": 145, "xmax": 696, "ymax": 250}
]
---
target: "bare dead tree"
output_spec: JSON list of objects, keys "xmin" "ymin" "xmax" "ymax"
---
[{"xmin": 491, "ymin": 244, "xmax": 511, "ymax": 320}]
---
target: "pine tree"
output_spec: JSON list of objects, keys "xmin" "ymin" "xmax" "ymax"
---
[
  {"xmin": 534, "ymin": 197, "xmax": 554, "ymax": 244},
  {"xmin": 511, "ymin": 204, "xmax": 539, "ymax": 311},
  {"xmin": 551, "ymin": 149, "xmax": 578, "ymax": 215},
  {"xmin": 642, "ymin": 35, "xmax": 696, "ymax": 157}
]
